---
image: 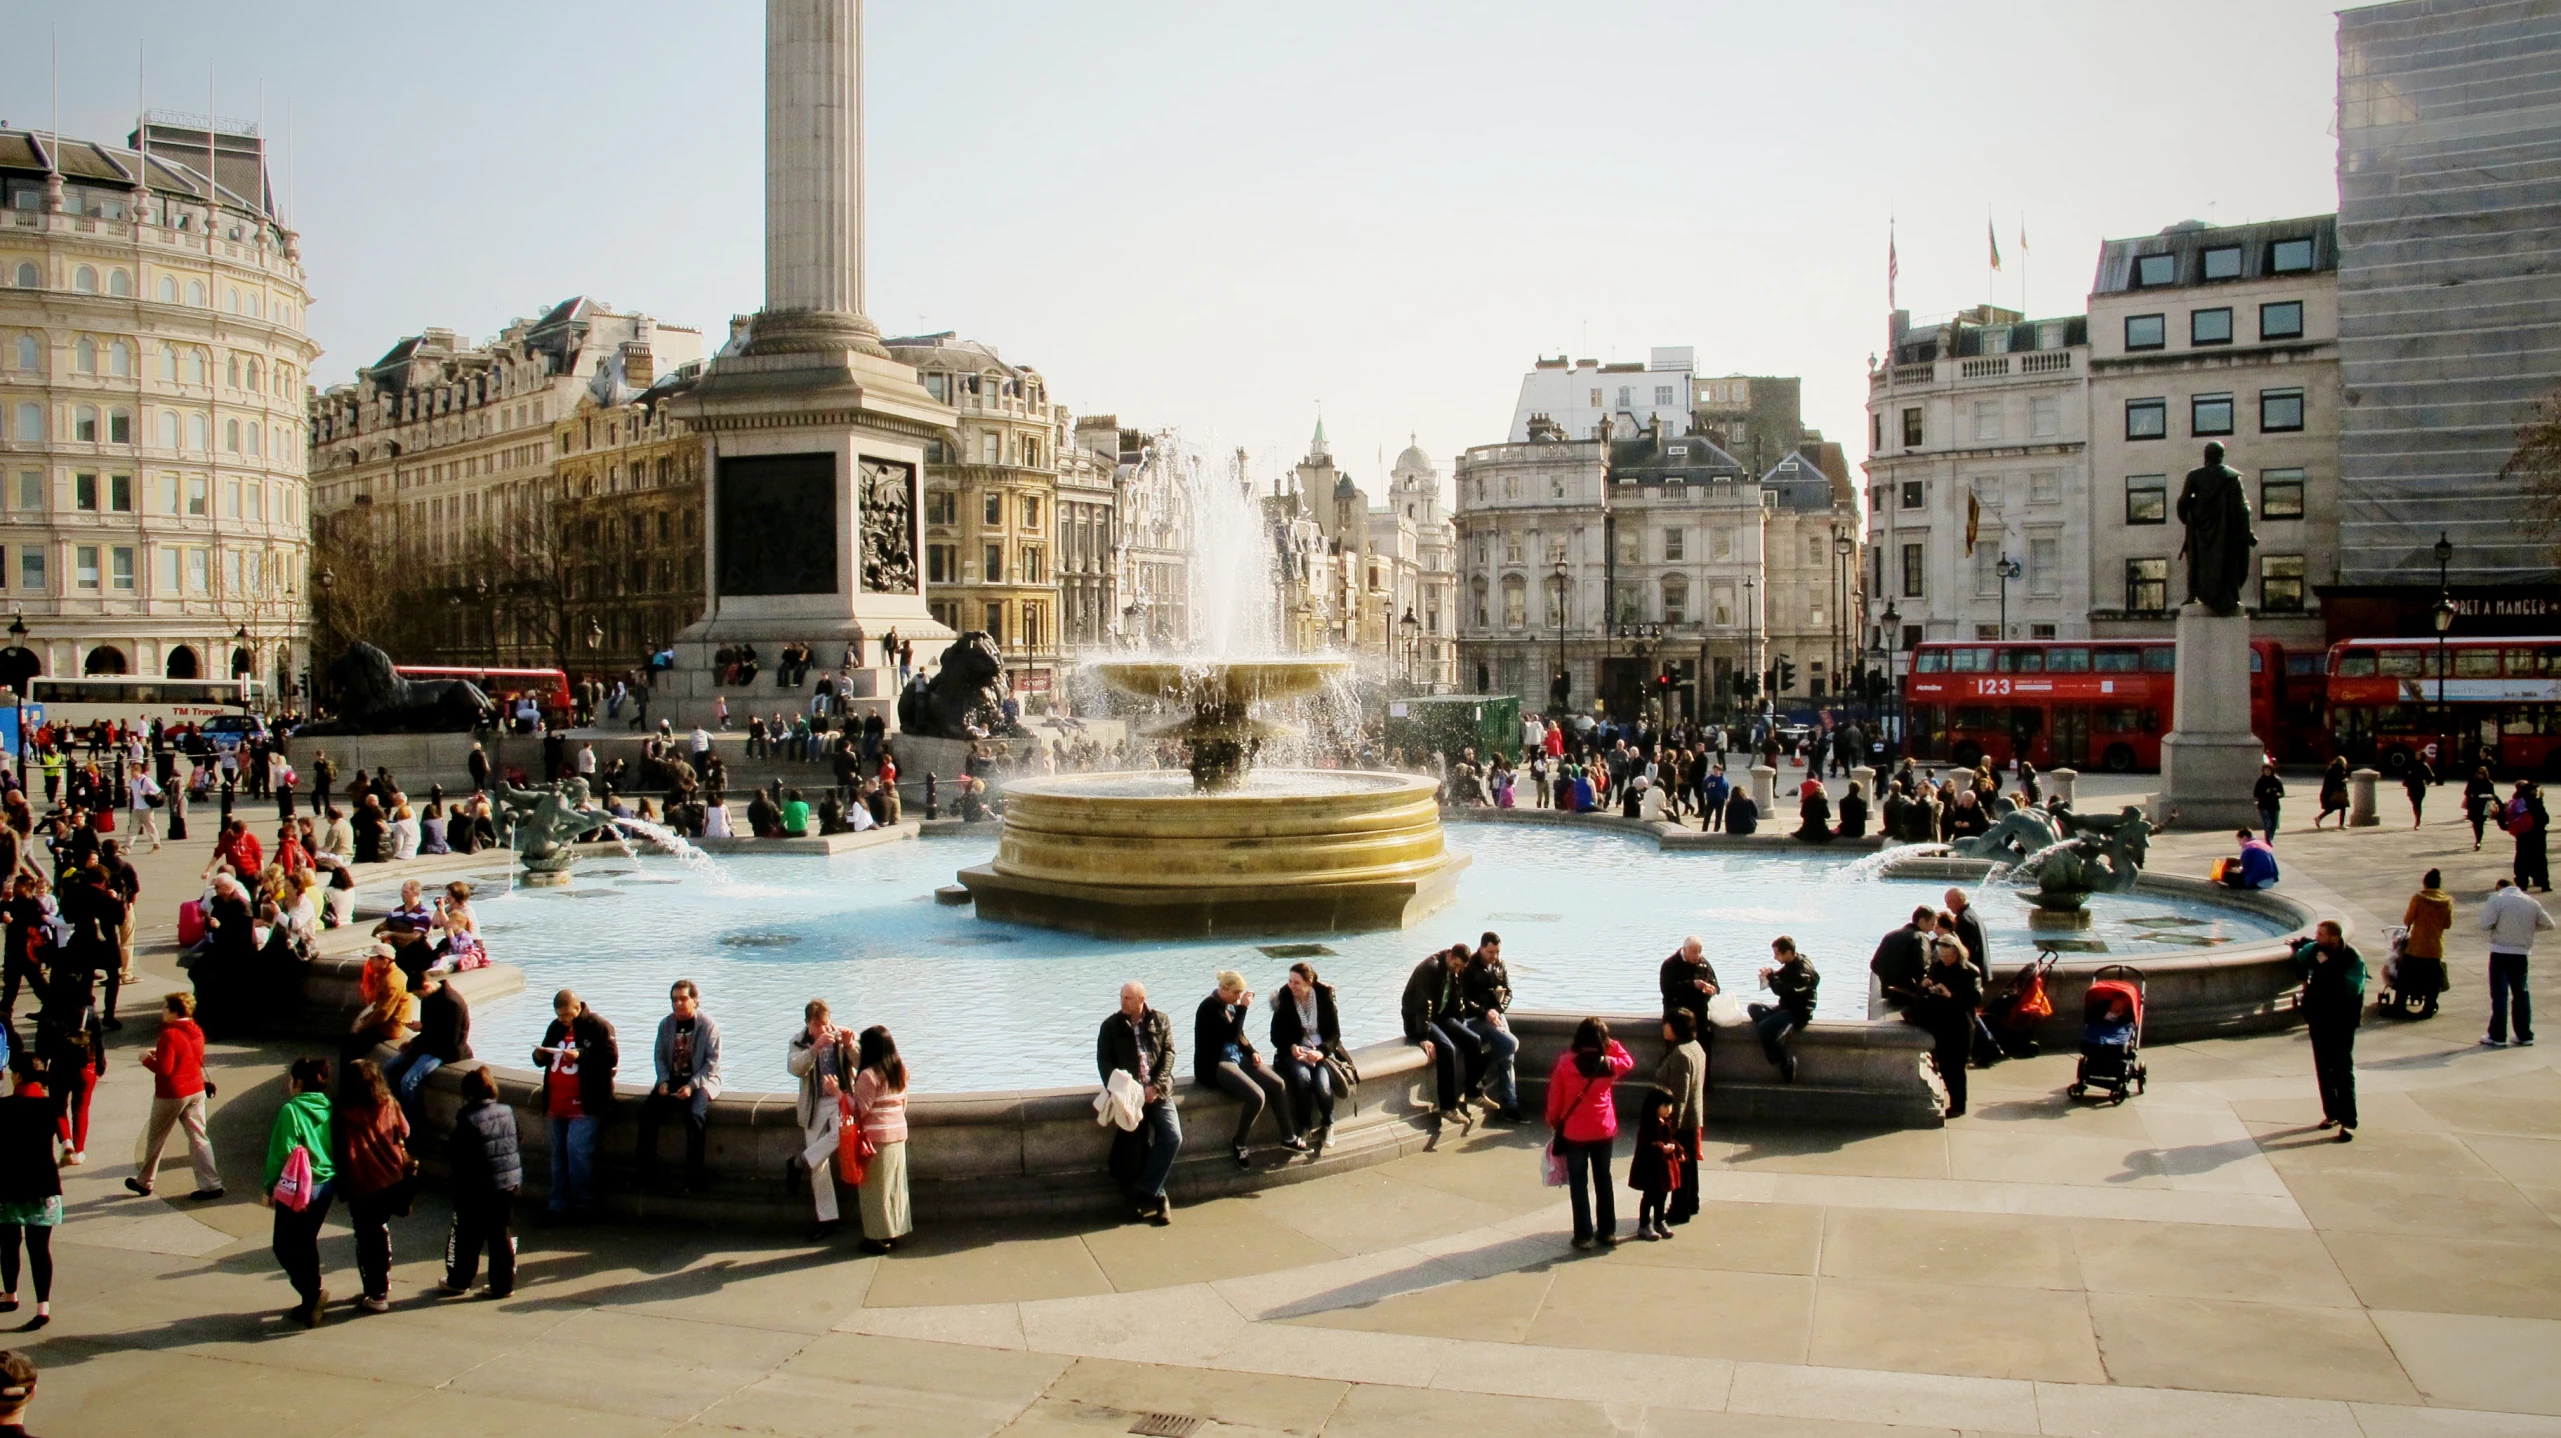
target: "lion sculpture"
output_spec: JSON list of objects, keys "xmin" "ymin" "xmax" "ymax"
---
[
  {"xmin": 304, "ymin": 641, "xmax": 494, "ymax": 734},
  {"xmin": 897, "ymin": 632, "xmax": 1018, "ymax": 739}
]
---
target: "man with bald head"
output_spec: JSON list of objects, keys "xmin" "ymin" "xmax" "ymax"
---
[
  {"xmin": 1097, "ymin": 980, "xmax": 1181, "ymax": 1224},
  {"xmin": 1660, "ymin": 935, "xmax": 1722, "ymax": 1075}
]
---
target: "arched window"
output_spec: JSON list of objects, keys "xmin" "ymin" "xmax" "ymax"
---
[
  {"xmin": 244, "ymin": 424, "xmax": 261, "ymax": 459},
  {"xmin": 157, "ymin": 275, "xmax": 177, "ymax": 303},
  {"xmin": 1471, "ymin": 576, "xmax": 1489, "ymax": 628},
  {"xmin": 12, "ymin": 335, "xmax": 34, "ymax": 371},
  {"xmin": 108, "ymin": 340, "xmax": 130, "ymax": 377},
  {"xmin": 224, "ymin": 418, "xmax": 241, "ymax": 452},
  {"xmin": 73, "ymin": 337, "xmax": 95, "ymax": 374},
  {"xmin": 159, "ymin": 345, "xmax": 176, "ymax": 381},
  {"xmin": 186, "ymin": 413, "xmax": 208, "ymax": 451},
  {"xmin": 187, "ymin": 280, "xmax": 205, "ymax": 307},
  {"xmin": 226, "ymin": 354, "xmax": 240, "ymax": 388},
  {"xmin": 188, "ymin": 351, "xmax": 207, "ymax": 385},
  {"xmin": 246, "ymin": 292, "xmax": 262, "ymax": 319},
  {"xmin": 72, "ymin": 265, "xmax": 97, "ymax": 294},
  {"xmin": 244, "ymin": 358, "xmax": 261, "ymax": 390},
  {"xmin": 73, "ymin": 404, "xmax": 97, "ymax": 441},
  {"xmin": 83, "ymin": 645, "xmax": 129, "ymax": 676},
  {"xmin": 164, "ymin": 645, "xmax": 199, "ymax": 679},
  {"xmin": 158, "ymin": 411, "xmax": 179, "ymax": 449},
  {"xmin": 107, "ymin": 269, "xmax": 131, "ymax": 297},
  {"xmin": 227, "ymin": 287, "xmax": 242, "ymax": 313},
  {"xmin": 10, "ymin": 262, "xmax": 35, "ymax": 288},
  {"xmin": 12, "ymin": 402, "xmax": 39, "ymax": 442}
]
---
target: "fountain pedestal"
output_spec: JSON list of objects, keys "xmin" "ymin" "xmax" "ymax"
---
[{"xmin": 2154, "ymin": 603, "xmax": 2263, "ymax": 829}]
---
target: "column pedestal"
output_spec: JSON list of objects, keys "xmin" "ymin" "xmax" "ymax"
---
[{"xmin": 2150, "ymin": 603, "xmax": 2263, "ymax": 831}]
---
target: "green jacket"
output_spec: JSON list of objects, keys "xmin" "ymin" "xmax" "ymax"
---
[
  {"xmin": 780, "ymin": 800, "xmax": 810, "ymax": 836},
  {"xmin": 2295, "ymin": 939, "xmax": 2367, "ymax": 1025},
  {"xmin": 264, "ymin": 1090, "xmax": 337, "ymax": 1190}
]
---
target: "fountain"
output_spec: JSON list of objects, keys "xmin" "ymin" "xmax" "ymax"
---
[{"xmin": 492, "ymin": 778, "xmax": 612, "ymax": 888}]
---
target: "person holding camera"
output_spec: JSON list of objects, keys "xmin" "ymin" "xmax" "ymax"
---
[{"xmin": 786, "ymin": 999, "xmax": 856, "ymax": 1239}]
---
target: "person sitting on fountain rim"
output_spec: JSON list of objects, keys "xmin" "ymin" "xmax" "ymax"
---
[
  {"xmin": 2220, "ymin": 827, "xmax": 2281, "ymax": 890},
  {"xmin": 779, "ymin": 789, "xmax": 811, "ymax": 839},
  {"xmin": 1458, "ymin": 932, "xmax": 1522, "ymax": 1121},
  {"xmin": 1870, "ymin": 905, "xmax": 1938, "ymax": 1016},
  {"xmin": 1400, "ymin": 944, "xmax": 1480, "ymax": 1141},
  {"xmin": 1750, "ymin": 936, "xmax": 1820, "ymax": 1081},
  {"xmin": 746, "ymin": 785, "xmax": 780, "ymax": 840},
  {"xmin": 1097, "ymin": 981, "xmax": 1181, "ymax": 1224},
  {"xmin": 636, "ymin": 980, "xmax": 721, "ymax": 1194},
  {"xmin": 1195, "ymin": 971, "xmax": 1304, "ymax": 1168},
  {"xmin": 1659, "ymin": 936, "xmax": 1721, "ymax": 1077}
]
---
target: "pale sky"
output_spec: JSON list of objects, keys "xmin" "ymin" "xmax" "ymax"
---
[{"xmin": 14, "ymin": 1, "xmax": 2346, "ymax": 496}]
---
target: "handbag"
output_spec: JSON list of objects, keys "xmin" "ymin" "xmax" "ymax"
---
[
  {"xmin": 835, "ymin": 1090, "xmax": 877, "ymax": 1186},
  {"xmin": 1542, "ymin": 1067, "xmax": 1603, "ymax": 1187},
  {"xmin": 271, "ymin": 1143, "xmax": 318, "ymax": 1212},
  {"xmin": 1321, "ymin": 1047, "xmax": 1361, "ymax": 1107}
]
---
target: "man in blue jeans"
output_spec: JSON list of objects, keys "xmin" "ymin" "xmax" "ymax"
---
[
  {"xmin": 1098, "ymin": 981, "xmax": 1181, "ymax": 1225},
  {"xmin": 1459, "ymin": 932, "xmax": 1522, "ymax": 1121},
  {"xmin": 531, "ymin": 988, "xmax": 617, "ymax": 1218},
  {"xmin": 2479, "ymin": 877, "xmax": 2553, "ymax": 1047}
]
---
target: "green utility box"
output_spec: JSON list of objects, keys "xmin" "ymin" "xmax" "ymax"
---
[{"xmin": 1383, "ymin": 694, "xmax": 1523, "ymax": 764}]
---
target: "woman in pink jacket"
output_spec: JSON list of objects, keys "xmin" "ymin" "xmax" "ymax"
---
[{"xmin": 1545, "ymin": 1017, "xmax": 1635, "ymax": 1249}]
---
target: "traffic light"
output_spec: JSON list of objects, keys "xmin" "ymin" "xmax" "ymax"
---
[
  {"xmin": 1778, "ymin": 656, "xmax": 1799, "ymax": 692},
  {"xmin": 1654, "ymin": 669, "xmax": 1675, "ymax": 695}
]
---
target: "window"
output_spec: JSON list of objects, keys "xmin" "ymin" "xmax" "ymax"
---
[
  {"xmin": 1661, "ymin": 576, "xmax": 1688, "ymax": 624},
  {"xmin": 74, "ymin": 337, "xmax": 96, "ymax": 374},
  {"xmin": 983, "ymin": 492, "xmax": 1002, "ymax": 525},
  {"xmin": 74, "ymin": 474, "xmax": 98, "ymax": 510},
  {"xmin": 18, "ymin": 548, "xmax": 40, "ymax": 591},
  {"xmin": 1616, "ymin": 386, "xmax": 1632, "ymax": 406},
  {"xmin": 157, "ymin": 411, "xmax": 177, "ymax": 449},
  {"xmin": 2125, "ymin": 398, "xmax": 2166, "ymax": 439},
  {"xmin": 2261, "ymin": 468, "xmax": 2305, "ymax": 519},
  {"xmin": 1971, "ymin": 399, "xmax": 2002, "ymax": 442},
  {"xmin": 1022, "ymin": 495, "xmax": 1041, "ymax": 529},
  {"xmin": 2028, "ymin": 395, "xmax": 2060, "ymax": 439},
  {"xmin": 982, "ymin": 602, "xmax": 1004, "ymax": 643},
  {"xmin": 1975, "ymin": 543, "xmax": 2003, "ymax": 596},
  {"xmin": 224, "ymin": 419, "xmax": 241, "ymax": 452},
  {"xmin": 2260, "ymin": 301, "xmax": 2304, "ymax": 340},
  {"xmin": 157, "ymin": 275, "xmax": 176, "ymax": 302},
  {"xmin": 1899, "ymin": 479, "xmax": 1924, "ymax": 509},
  {"xmin": 1501, "ymin": 575, "xmax": 1526, "ymax": 628},
  {"xmin": 186, "ymin": 477, "xmax": 207, "ymax": 515},
  {"xmin": 2261, "ymin": 555, "xmax": 2305, "ymax": 612},
  {"xmin": 1901, "ymin": 542, "xmax": 1925, "ymax": 598},
  {"xmin": 73, "ymin": 265, "xmax": 97, "ymax": 294},
  {"xmin": 12, "ymin": 402, "xmax": 38, "ymax": 441},
  {"xmin": 1807, "ymin": 535, "xmax": 1825, "ymax": 564},
  {"xmin": 10, "ymin": 262, "xmax": 34, "ymax": 288},
  {"xmin": 1901, "ymin": 407, "xmax": 1923, "ymax": 446},
  {"xmin": 110, "ymin": 546, "xmax": 133, "ymax": 591},
  {"xmin": 2030, "ymin": 536, "xmax": 2059, "ymax": 595},
  {"xmin": 983, "ymin": 543, "xmax": 1002, "ymax": 582},
  {"xmin": 108, "ymin": 409, "xmax": 129, "ymax": 444},
  {"xmin": 925, "ymin": 489, "xmax": 955, "ymax": 525},
  {"xmin": 2029, "ymin": 470, "xmax": 2062, "ymax": 505},
  {"xmin": 981, "ymin": 434, "xmax": 999, "ymax": 464},
  {"xmin": 11, "ymin": 335, "xmax": 31, "ymax": 370},
  {"xmin": 2125, "ymin": 314, "xmax": 2166, "ymax": 350},
  {"xmin": 2125, "ymin": 474, "xmax": 2168, "ymax": 524},
  {"xmin": 223, "ymin": 480, "xmax": 241, "ymax": 518},
  {"xmin": 2134, "ymin": 253, "xmax": 2176, "ymax": 287},
  {"xmin": 2191, "ymin": 393, "xmax": 2234, "ymax": 436},
  {"xmin": 1654, "ymin": 386, "xmax": 1675, "ymax": 405},
  {"xmin": 223, "ymin": 549, "xmax": 242, "ymax": 593},
  {"xmin": 186, "ymin": 548, "xmax": 208, "ymax": 593},
  {"xmin": 109, "ymin": 474, "xmax": 130, "ymax": 512},
  {"xmin": 1023, "ymin": 546, "xmax": 1044, "ymax": 584},
  {"xmin": 2270, "ymin": 238, "xmax": 2314, "ymax": 274},
  {"xmin": 2202, "ymin": 246, "xmax": 2243, "ymax": 280},
  {"xmin": 75, "ymin": 545, "xmax": 99, "ymax": 590},
  {"xmin": 1871, "ymin": 413, "xmax": 1882, "ymax": 451},
  {"xmin": 2190, "ymin": 308, "xmax": 2233, "ymax": 345},
  {"xmin": 2126, "ymin": 558, "xmax": 2168, "ymax": 612},
  {"xmin": 108, "ymin": 340, "xmax": 130, "ymax": 377},
  {"xmin": 1662, "ymin": 528, "xmax": 1683, "ymax": 561},
  {"xmin": 12, "ymin": 471, "xmax": 33, "ymax": 509},
  {"xmin": 73, "ymin": 405, "xmax": 96, "ymax": 441},
  {"xmin": 2260, "ymin": 388, "xmax": 2305, "ymax": 432}
]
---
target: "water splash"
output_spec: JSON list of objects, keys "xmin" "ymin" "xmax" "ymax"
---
[
  {"xmin": 1835, "ymin": 842, "xmax": 1948, "ymax": 882},
  {"xmin": 607, "ymin": 814, "xmax": 729, "ymax": 884}
]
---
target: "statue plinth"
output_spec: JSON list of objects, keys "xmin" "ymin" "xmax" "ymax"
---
[{"xmin": 2154, "ymin": 602, "xmax": 2265, "ymax": 830}]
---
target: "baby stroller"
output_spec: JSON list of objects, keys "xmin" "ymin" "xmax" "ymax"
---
[
  {"xmin": 1981, "ymin": 949, "xmax": 2059, "ymax": 1059},
  {"xmin": 2068, "ymin": 964, "xmax": 2147, "ymax": 1104},
  {"xmin": 2373, "ymin": 925, "xmax": 2444, "ymax": 1020}
]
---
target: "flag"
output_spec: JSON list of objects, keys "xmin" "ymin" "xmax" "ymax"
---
[
  {"xmin": 1888, "ymin": 224, "xmax": 1898, "ymax": 308},
  {"xmin": 1965, "ymin": 491, "xmax": 1981, "ymax": 555},
  {"xmin": 2019, "ymin": 220, "xmax": 2030, "ymax": 256},
  {"xmin": 1988, "ymin": 218, "xmax": 2002, "ymax": 272}
]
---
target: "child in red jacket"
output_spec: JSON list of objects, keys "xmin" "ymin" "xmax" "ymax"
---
[{"xmin": 125, "ymin": 992, "xmax": 222, "ymax": 1199}]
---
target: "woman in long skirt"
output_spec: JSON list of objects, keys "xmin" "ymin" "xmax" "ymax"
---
[{"xmin": 850, "ymin": 1026, "xmax": 911, "ymax": 1255}]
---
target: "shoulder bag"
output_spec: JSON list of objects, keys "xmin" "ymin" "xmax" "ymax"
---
[{"xmin": 1543, "ymin": 1068, "xmax": 1601, "ymax": 1187}]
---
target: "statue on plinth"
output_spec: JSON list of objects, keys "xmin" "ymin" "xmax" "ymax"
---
[
  {"xmin": 2175, "ymin": 441, "xmax": 2257, "ymax": 616},
  {"xmin": 494, "ymin": 777, "xmax": 610, "ymax": 886}
]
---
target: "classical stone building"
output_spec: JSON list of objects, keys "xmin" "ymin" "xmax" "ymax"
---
[
  {"xmin": 1862, "ymin": 304, "xmax": 2094, "ymax": 671},
  {"xmin": 889, "ymin": 333, "xmax": 1063, "ymax": 693},
  {"xmin": 1275, "ymin": 423, "xmax": 1455, "ymax": 685},
  {"xmin": 1057, "ymin": 413, "xmax": 1119, "ymax": 651},
  {"xmin": 0, "ymin": 120, "xmax": 320, "ymax": 689},
  {"xmin": 306, "ymin": 297, "xmax": 705, "ymax": 674},
  {"xmin": 2085, "ymin": 217, "xmax": 2339, "ymax": 653}
]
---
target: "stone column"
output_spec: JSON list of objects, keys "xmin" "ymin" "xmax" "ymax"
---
[
  {"xmin": 1751, "ymin": 763, "xmax": 1778, "ymax": 816},
  {"xmin": 2046, "ymin": 767, "xmax": 2078, "ymax": 810},
  {"xmin": 1850, "ymin": 764, "xmax": 1875, "ymax": 797},
  {"xmin": 2156, "ymin": 602, "xmax": 2263, "ymax": 829},
  {"xmin": 752, "ymin": 0, "xmax": 888, "ymax": 357},
  {"xmin": 2350, "ymin": 768, "xmax": 2381, "ymax": 827}
]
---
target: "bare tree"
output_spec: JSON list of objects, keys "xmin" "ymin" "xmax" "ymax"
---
[
  {"xmin": 460, "ymin": 487, "xmax": 582, "ymax": 671},
  {"xmin": 2501, "ymin": 386, "xmax": 2561, "ymax": 562},
  {"xmin": 310, "ymin": 515, "xmax": 410, "ymax": 660}
]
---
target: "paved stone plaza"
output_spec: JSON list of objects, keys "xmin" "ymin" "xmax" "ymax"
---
[{"xmin": 15, "ymin": 784, "xmax": 2561, "ymax": 1437}]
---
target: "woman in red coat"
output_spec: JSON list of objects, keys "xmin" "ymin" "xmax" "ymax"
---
[{"xmin": 1545, "ymin": 1017, "xmax": 1634, "ymax": 1249}]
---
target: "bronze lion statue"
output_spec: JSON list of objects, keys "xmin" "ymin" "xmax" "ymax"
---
[
  {"xmin": 897, "ymin": 631, "xmax": 1016, "ymax": 739},
  {"xmin": 305, "ymin": 641, "xmax": 495, "ymax": 734}
]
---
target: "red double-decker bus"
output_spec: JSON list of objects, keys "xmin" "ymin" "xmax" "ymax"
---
[
  {"xmin": 2326, "ymin": 637, "xmax": 2561, "ymax": 778},
  {"xmin": 1901, "ymin": 638, "xmax": 2291, "ymax": 773}
]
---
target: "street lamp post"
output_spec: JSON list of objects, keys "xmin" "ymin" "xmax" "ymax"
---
[
  {"xmin": 6, "ymin": 611, "xmax": 27, "ymax": 792},
  {"xmin": 1880, "ymin": 599, "xmax": 1901, "ymax": 752},
  {"xmin": 1995, "ymin": 554, "xmax": 2023, "ymax": 641},
  {"xmin": 1833, "ymin": 531, "xmax": 1855, "ymax": 708},
  {"xmin": 1743, "ymin": 575, "xmax": 1758, "ymax": 721},
  {"xmin": 1550, "ymin": 558, "xmax": 1571, "ymax": 714},
  {"xmin": 1398, "ymin": 607, "xmax": 1421, "ymax": 691},
  {"xmin": 2434, "ymin": 530, "xmax": 2456, "ymax": 763}
]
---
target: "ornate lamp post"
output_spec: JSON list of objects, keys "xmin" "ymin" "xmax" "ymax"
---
[
  {"xmin": 5, "ymin": 611, "xmax": 28, "ymax": 790},
  {"xmin": 1832, "ymin": 531, "xmax": 1855, "ymax": 705},
  {"xmin": 1549, "ymin": 558, "xmax": 1571, "ymax": 713},
  {"xmin": 1398, "ymin": 607, "xmax": 1420, "ymax": 691},
  {"xmin": 1880, "ymin": 599, "xmax": 1901, "ymax": 750},
  {"xmin": 1995, "ymin": 554, "xmax": 2023, "ymax": 640}
]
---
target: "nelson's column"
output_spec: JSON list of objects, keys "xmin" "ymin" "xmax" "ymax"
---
[{"xmin": 661, "ymin": 0, "xmax": 955, "ymax": 726}]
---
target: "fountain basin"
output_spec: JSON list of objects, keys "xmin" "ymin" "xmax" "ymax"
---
[{"xmin": 959, "ymin": 769, "xmax": 1468, "ymax": 937}]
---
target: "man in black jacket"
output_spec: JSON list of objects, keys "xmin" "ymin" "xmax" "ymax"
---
[
  {"xmin": 440, "ymin": 1067, "xmax": 521, "ymax": 1299},
  {"xmin": 1400, "ymin": 946, "xmax": 1477, "ymax": 1139},
  {"xmin": 1458, "ymin": 933, "xmax": 1521, "ymax": 1120},
  {"xmin": 1660, "ymin": 936, "xmax": 1720, "ymax": 1072},
  {"xmin": 1870, "ymin": 905, "xmax": 1937, "ymax": 1017},
  {"xmin": 388, "ymin": 972, "xmax": 472, "ymax": 1127},
  {"xmin": 1097, "ymin": 981, "xmax": 1180, "ymax": 1223},
  {"xmin": 1944, "ymin": 888, "xmax": 1992, "ymax": 988}
]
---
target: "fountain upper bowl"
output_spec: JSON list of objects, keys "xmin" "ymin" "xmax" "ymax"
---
[{"xmin": 1084, "ymin": 656, "xmax": 1349, "ymax": 707}]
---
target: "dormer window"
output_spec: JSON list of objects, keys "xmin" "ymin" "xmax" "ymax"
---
[{"xmin": 2133, "ymin": 253, "xmax": 2176, "ymax": 288}]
